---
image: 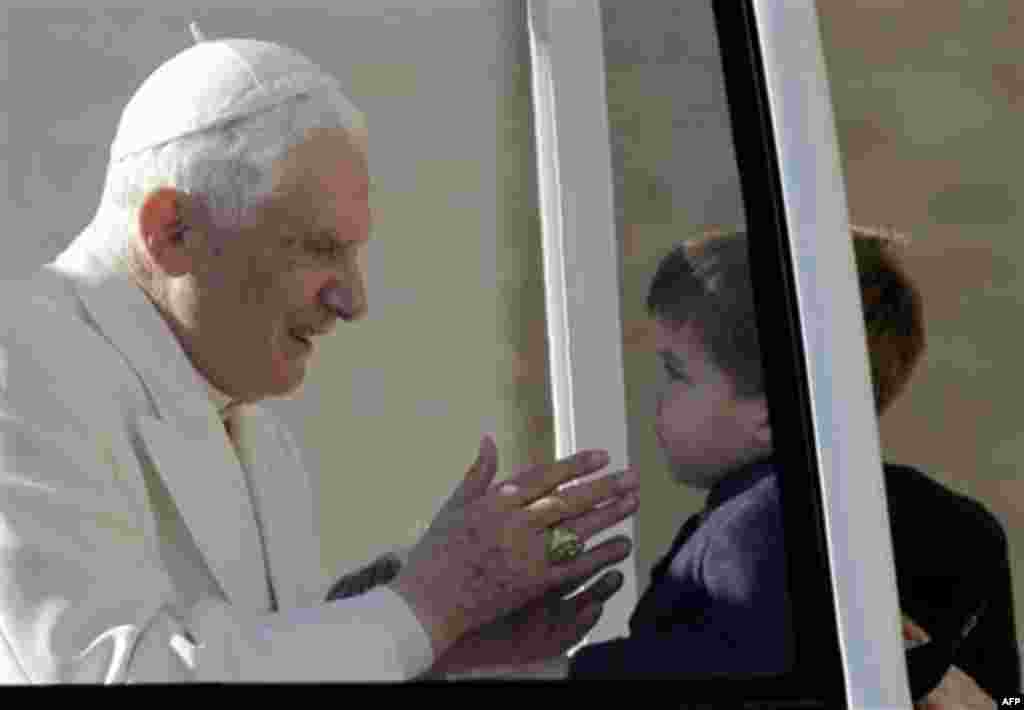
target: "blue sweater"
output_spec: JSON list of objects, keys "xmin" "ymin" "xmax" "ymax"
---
[
  {"xmin": 569, "ymin": 458, "xmax": 1019, "ymax": 695},
  {"xmin": 570, "ymin": 458, "xmax": 794, "ymax": 678}
]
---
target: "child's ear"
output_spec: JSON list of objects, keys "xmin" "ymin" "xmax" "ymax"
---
[{"xmin": 751, "ymin": 398, "xmax": 773, "ymax": 451}]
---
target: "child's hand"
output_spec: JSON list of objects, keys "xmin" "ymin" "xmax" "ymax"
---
[
  {"xmin": 902, "ymin": 614, "xmax": 995, "ymax": 709},
  {"xmin": 915, "ymin": 665, "xmax": 996, "ymax": 710}
]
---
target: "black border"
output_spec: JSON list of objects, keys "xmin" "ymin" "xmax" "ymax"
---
[{"xmin": 711, "ymin": 0, "xmax": 848, "ymax": 705}]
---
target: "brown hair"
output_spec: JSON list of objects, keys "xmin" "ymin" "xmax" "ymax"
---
[{"xmin": 645, "ymin": 226, "xmax": 926, "ymax": 413}]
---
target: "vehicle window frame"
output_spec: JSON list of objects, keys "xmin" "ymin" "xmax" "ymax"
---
[{"xmin": 530, "ymin": 0, "xmax": 911, "ymax": 704}]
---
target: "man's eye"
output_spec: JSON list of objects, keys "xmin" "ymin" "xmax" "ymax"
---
[{"xmin": 311, "ymin": 243, "xmax": 340, "ymax": 258}]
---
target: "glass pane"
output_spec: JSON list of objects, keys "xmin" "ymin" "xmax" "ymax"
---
[
  {"xmin": 817, "ymin": 1, "xmax": 1023, "ymax": 700},
  {"xmin": 568, "ymin": 0, "xmax": 801, "ymax": 679}
]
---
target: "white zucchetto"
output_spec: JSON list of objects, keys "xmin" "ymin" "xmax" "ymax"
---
[{"xmin": 109, "ymin": 22, "xmax": 363, "ymax": 164}]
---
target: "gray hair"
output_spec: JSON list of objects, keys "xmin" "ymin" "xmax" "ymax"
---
[{"xmin": 90, "ymin": 88, "xmax": 365, "ymax": 278}]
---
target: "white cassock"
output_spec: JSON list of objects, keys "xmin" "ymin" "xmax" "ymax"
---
[{"xmin": 0, "ymin": 234, "xmax": 433, "ymax": 682}]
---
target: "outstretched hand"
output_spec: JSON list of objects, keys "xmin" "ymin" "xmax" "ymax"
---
[{"xmin": 388, "ymin": 435, "xmax": 639, "ymax": 658}]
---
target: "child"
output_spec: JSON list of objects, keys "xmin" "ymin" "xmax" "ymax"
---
[
  {"xmin": 566, "ymin": 227, "xmax": 1018, "ymax": 698},
  {"xmin": 332, "ymin": 226, "xmax": 1017, "ymax": 695}
]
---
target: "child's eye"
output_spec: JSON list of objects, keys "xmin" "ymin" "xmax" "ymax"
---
[{"xmin": 664, "ymin": 364, "xmax": 688, "ymax": 383}]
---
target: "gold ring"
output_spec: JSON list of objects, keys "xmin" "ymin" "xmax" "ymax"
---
[{"xmin": 546, "ymin": 526, "xmax": 583, "ymax": 565}]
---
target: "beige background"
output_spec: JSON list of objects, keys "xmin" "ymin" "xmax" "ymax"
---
[
  {"xmin": 4, "ymin": 1, "xmax": 1023, "ymax": 649},
  {"xmin": 820, "ymin": 1, "xmax": 1024, "ymax": 639}
]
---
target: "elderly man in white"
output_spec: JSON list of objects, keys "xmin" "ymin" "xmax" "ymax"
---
[{"xmin": 0, "ymin": 29, "xmax": 640, "ymax": 683}]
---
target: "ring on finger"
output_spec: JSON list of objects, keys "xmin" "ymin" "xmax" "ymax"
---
[{"xmin": 546, "ymin": 525, "xmax": 583, "ymax": 565}]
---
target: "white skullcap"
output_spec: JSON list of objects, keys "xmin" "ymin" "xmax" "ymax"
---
[{"xmin": 109, "ymin": 22, "xmax": 363, "ymax": 163}]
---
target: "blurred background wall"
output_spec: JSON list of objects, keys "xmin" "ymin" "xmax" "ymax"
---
[{"xmin": 817, "ymin": 0, "xmax": 1024, "ymax": 640}]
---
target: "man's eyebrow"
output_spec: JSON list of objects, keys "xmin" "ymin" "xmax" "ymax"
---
[
  {"xmin": 302, "ymin": 230, "xmax": 342, "ymax": 247},
  {"xmin": 294, "ymin": 232, "xmax": 343, "ymax": 260},
  {"xmin": 315, "ymin": 229, "xmax": 340, "ymax": 242}
]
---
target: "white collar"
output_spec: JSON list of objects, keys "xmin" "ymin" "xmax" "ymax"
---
[{"xmin": 199, "ymin": 370, "xmax": 239, "ymax": 423}]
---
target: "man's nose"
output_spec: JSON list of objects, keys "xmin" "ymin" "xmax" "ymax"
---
[{"xmin": 320, "ymin": 279, "xmax": 367, "ymax": 322}]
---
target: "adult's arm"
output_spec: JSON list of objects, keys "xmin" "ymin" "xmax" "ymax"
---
[
  {"xmin": 0, "ymin": 329, "xmax": 636, "ymax": 682},
  {"xmin": 0, "ymin": 379, "xmax": 432, "ymax": 682}
]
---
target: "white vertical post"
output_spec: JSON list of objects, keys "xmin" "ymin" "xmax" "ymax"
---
[
  {"xmin": 527, "ymin": 0, "xmax": 637, "ymax": 645},
  {"xmin": 752, "ymin": 1, "xmax": 912, "ymax": 706}
]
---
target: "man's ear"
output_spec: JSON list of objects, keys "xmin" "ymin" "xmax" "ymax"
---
[{"xmin": 138, "ymin": 187, "xmax": 193, "ymax": 277}]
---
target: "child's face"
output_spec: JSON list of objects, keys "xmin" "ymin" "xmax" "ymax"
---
[{"xmin": 653, "ymin": 319, "xmax": 773, "ymax": 489}]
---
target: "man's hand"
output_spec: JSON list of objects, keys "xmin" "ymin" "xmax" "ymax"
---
[
  {"xmin": 430, "ymin": 566, "xmax": 626, "ymax": 676},
  {"xmin": 388, "ymin": 435, "xmax": 639, "ymax": 659}
]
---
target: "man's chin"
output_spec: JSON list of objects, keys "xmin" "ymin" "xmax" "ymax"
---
[
  {"xmin": 276, "ymin": 374, "xmax": 306, "ymax": 398},
  {"xmin": 264, "ymin": 366, "xmax": 307, "ymax": 400}
]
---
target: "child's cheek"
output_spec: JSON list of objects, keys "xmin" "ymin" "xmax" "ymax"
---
[{"xmin": 238, "ymin": 262, "xmax": 279, "ymax": 308}]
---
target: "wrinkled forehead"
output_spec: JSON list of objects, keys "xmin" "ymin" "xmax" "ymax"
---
[
  {"xmin": 273, "ymin": 127, "xmax": 368, "ymax": 189},
  {"xmin": 263, "ymin": 127, "xmax": 370, "ymax": 228}
]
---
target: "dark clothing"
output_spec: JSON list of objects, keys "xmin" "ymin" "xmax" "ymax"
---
[
  {"xmin": 571, "ymin": 459, "xmax": 793, "ymax": 678},
  {"xmin": 569, "ymin": 458, "xmax": 1020, "ymax": 698},
  {"xmin": 885, "ymin": 463, "xmax": 1019, "ymax": 698}
]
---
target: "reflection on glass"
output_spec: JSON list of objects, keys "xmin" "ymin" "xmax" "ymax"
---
[
  {"xmin": 563, "ymin": 0, "xmax": 800, "ymax": 677},
  {"xmin": 577, "ymin": 0, "xmax": 1020, "ymax": 696}
]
